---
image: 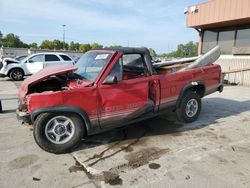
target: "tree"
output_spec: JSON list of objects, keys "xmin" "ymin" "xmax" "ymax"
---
[
  {"xmin": 163, "ymin": 41, "xmax": 198, "ymax": 58},
  {"xmin": 40, "ymin": 39, "xmax": 67, "ymax": 50},
  {"xmin": 79, "ymin": 44, "xmax": 91, "ymax": 53},
  {"xmin": 29, "ymin": 43, "xmax": 38, "ymax": 49},
  {"xmin": 1, "ymin": 33, "xmax": 29, "ymax": 48},
  {"xmin": 91, "ymin": 43, "xmax": 103, "ymax": 50},
  {"xmin": 52, "ymin": 39, "xmax": 63, "ymax": 50},
  {"xmin": 0, "ymin": 31, "xmax": 161, "ymax": 55},
  {"xmin": 64, "ymin": 43, "xmax": 69, "ymax": 50},
  {"xmin": 40, "ymin": 40, "xmax": 53, "ymax": 49},
  {"xmin": 69, "ymin": 41, "xmax": 80, "ymax": 51}
]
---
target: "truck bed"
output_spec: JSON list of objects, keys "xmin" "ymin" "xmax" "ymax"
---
[{"xmin": 156, "ymin": 64, "xmax": 222, "ymax": 110}]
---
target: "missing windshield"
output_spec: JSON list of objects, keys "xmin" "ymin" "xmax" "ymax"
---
[{"xmin": 75, "ymin": 51, "xmax": 112, "ymax": 82}]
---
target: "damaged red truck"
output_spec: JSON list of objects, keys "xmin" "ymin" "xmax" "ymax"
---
[{"xmin": 17, "ymin": 48, "xmax": 223, "ymax": 154}]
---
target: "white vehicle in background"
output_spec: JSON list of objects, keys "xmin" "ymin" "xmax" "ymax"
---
[{"xmin": 0, "ymin": 53, "xmax": 74, "ymax": 81}]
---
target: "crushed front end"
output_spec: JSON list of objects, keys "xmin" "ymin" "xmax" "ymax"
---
[{"xmin": 16, "ymin": 65, "xmax": 92, "ymax": 124}]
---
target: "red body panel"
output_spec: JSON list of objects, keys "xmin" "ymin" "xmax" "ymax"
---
[
  {"xmin": 21, "ymin": 51, "xmax": 222, "ymax": 128},
  {"xmin": 27, "ymin": 87, "xmax": 98, "ymax": 119}
]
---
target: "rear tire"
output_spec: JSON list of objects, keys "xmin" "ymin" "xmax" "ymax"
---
[
  {"xmin": 33, "ymin": 113, "xmax": 85, "ymax": 154},
  {"xmin": 176, "ymin": 92, "xmax": 201, "ymax": 123},
  {"xmin": 9, "ymin": 69, "xmax": 24, "ymax": 81}
]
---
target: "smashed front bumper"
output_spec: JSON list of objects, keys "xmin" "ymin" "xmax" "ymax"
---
[{"xmin": 16, "ymin": 109, "xmax": 32, "ymax": 124}]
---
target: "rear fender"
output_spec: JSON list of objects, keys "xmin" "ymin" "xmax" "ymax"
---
[{"xmin": 176, "ymin": 81, "xmax": 205, "ymax": 108}]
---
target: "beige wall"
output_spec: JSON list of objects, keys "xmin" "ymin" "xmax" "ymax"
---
[
  {"xmin": 216, "ymin": 55, "xmax": 250, "ymax": 86},
  {"xmin": 186, "ymin": 0, "xmax": 250, "ymax": 29}
]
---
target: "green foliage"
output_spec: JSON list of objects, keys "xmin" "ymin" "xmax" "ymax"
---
[
  {"xmin": 39, "ymin": 39, "xmax": 65, "ymax": 50},
  {"xmin": 29, "ymin": 43, "xmax": 38, "ymax": 49},
  {"xmin": 91, "ymin": 43, "xmax": 103, "ymax": 50},
  {"xmin": 40, "ymin": 40, "xmax": 53, "ymax": 49},
  {"xmin": 0, "ymin": 33, "xmax": 29, "ymax": 48},
  {"xmin": 52, "ymin": 39, "xmax": 64, "ymax": 50},
  {"xmin": 161, "ymin": 41, "xmax": 198, "ymax": 58},
  {"xmin": 0, "ymin": 31, "xmax": 160, "ymax": 56},
  {"xmin": 68, "ymin": 41, "xmax": 80, "ymax": 51},
  {"xmin": 79, "ymin": 44, "xmax": 91, "ymax": 53}
]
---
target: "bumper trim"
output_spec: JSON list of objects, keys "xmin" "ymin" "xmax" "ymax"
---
[{"xmin": 16, "ymin": 109, "xmax": 32, "ymax": 124}]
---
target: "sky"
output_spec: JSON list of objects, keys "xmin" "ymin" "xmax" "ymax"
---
[{"xmin": 0, "ymin": 0, "xmax": 204, "ymax": 53}]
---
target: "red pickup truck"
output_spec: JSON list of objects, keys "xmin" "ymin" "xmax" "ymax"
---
[{"xmin": 17, "ymin": 47, "xmax": 223, "ymax": 154}]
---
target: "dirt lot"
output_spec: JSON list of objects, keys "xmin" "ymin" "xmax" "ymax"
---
[{"xmin": 0, "ymin": 78, "xmax": 250, "ymax": 188}]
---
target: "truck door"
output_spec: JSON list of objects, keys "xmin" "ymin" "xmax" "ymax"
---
[
  {"xmin": 98, "ymin": 54, "xmax": 156, "ymax": 127},
  {"xmin": 25, "ymin": 54, "xmax": 44, "ymax": 74}
]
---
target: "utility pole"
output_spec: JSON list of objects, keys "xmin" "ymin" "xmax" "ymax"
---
[{"xmin": 62, "ymin": 24, "xmax": 66, "ymax": 50}]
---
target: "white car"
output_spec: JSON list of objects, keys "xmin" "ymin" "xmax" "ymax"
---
[{"xmin": 0, "ymin": 53, "xmax": 74, "ymax": 81}]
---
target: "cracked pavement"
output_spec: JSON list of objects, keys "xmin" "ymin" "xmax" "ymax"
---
[{"xmin": 1, "ymin": 78, "xmax": 250, "ymax": 187}]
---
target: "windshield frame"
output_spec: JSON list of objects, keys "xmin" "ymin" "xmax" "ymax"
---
[{"xmin": 74, "ymin": 50, "xmax": 116, "ymax": 83}]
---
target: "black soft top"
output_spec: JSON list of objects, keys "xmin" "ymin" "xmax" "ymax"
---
[
  {"xmin": 103, "ymin": 47, "xmax": 154, "ymax": 75},
  {"xmin": 103, "ymin": 47, "xmax": 149, "ymax": 55}
]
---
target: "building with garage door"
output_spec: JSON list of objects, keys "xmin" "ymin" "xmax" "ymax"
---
[{"xmin": 185, "ymin": 0, "xmax": 250, "ymax": 86}]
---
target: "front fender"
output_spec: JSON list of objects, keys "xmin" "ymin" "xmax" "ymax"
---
[
  {"xmin": 31, "ymin": 106, "xmax": 92, "ymax": 133},
  {"xmin": 6, "ymin": 63, "xmax": 26, "ymax": 75}
]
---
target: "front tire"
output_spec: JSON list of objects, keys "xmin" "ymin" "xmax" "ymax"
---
[
  {"xmin": 176, "ymin": 92, "xmax": 201, "ymax": 123},
  {"xmin": 33, "ymin": 113, "xmax": 85, "ymax": 154},
  {"xmin": 9, "ymin": 69, "xmax": 24, "ymax": 81}
]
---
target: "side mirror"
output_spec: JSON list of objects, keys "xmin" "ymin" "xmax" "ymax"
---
[{"xmin": 103, "ymin": 75, "xmax": 118, "ymax": 84}]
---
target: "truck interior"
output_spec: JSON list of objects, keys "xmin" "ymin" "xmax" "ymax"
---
[
  {"xmin": 122, "ymin": 54, "xmax": 149, "ymax": 80},
  {"xmin": 155, "ymin": 62, "xmax": 192, "ymax": 74}
]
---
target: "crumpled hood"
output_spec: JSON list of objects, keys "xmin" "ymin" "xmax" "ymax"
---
[
  {"xmin": 19, "ymin": 65, "xmax": 77, "ymax": 100},
  {"xmin": 3, "ymin": 57, "xmax": 20, "ymax": 64}
]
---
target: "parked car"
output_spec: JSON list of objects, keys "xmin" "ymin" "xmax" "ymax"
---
[
  {"xmin": 17, "ymin": 47, "xmax": 223, "ymax": 154},
  {"xmin": 0, "ymin": 53, "xmax": 74, "ymax": 81},
  {"xmin": 0, "ymin": 56, "xmax": 27, "ymax": 76}
]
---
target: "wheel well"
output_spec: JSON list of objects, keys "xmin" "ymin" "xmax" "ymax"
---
[
  {"xmin": 176, "ymin": 84, "xmax": 205, "ymax": 109},
  {"xmin": 185, "ymin": 85, "xmax": 205, "ymax": 98},
  {"xmin": 33, "ymin": 111, "xmax": 88, "ymax": 136},
  {"xmin": 8, "ymin": 68, "xmax": 24, "ymax": 77},
  {"xmin": 69, "ymin": 112, "xmax": 88, "ymax": 137}
]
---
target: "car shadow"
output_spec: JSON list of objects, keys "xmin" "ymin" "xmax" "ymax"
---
[{"xmin": 73, "ymin": 97, "xmax": 250, "ymax": 152}]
